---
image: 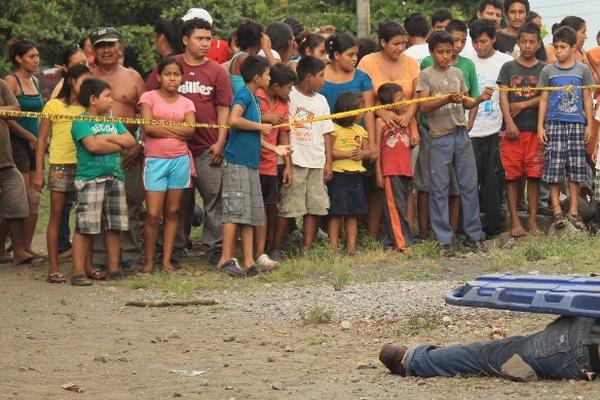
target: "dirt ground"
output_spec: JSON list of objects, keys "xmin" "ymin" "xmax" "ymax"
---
[{"xmin": 3, "ymin": 258, "xmax": 600, "ymax": 400}]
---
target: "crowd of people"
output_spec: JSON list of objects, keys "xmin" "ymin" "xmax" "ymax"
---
[{"xmin": 1, "ymin": 0, "xmax": 600, "ymax": 285}]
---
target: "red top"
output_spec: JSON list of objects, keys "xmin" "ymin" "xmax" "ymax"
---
[
  {"xmin": 256, "ymin": 89, "xmax": 289, "ymax": 176},
  {"xmin": 146, "ymin": 55, "xmax": 233, "ymax": 156},
  {"xmin": 379, "ymin": 120, "xmax": 416, "ymax": 177},
  {"xmin": 207, "ymin": 39, "xmax": 231, "ymax": 65}
]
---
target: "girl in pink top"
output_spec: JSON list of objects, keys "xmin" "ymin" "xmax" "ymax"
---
[{"xmin": 138, "ymin": 56, "xmax": 196, "ymax": 273}]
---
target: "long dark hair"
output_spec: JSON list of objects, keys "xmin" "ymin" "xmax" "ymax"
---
[
  {"xmin": 8, "ymin": 39, "xmax": 38, "ymax": 67},
  {"xmin": 334, "ymin": 92, "xmax": 363, "ymax": 127},
  {"xmin": 57, "ymin": 64, "xmax": 90, "ymax": 105}
]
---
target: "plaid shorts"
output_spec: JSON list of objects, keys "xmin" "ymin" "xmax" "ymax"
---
[
  {"xmin": 74, "ymin": 177, "xmax": 129, "ymax": 235},
  {"xmin": 222, "ymin": 161, "xmax": 264, "ymax": 226},
  {"xmin": 542, "ymin": 121, "xmax": 587, "ymax": 184}
]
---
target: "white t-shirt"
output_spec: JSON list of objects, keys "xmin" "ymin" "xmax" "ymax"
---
[
  {"xmin": 404, "ymin": 43, "xmax": 430, "ymax": 68},
  {"xmin": 258, "ymin": 49, "xmax": 281, "ymax": 61},
  {"xmin": 288, "ymin": 87, "xmax": 335, "ymax": 168},
  {"xmin": 468, "ymin": 51, "xmax": 513, "ymax": 138}
]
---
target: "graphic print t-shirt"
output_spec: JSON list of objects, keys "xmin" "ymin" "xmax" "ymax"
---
[
  {"xmin": 468, "ymin": 51, "xmax": 513, "ymax": 138},
  {"xmin": 288, "ymin": 87, "xmax": 335, "ymax": 168},
  {"xmin": 497, "ymin": 60, "xmax": 546, "ymax": 132},
  {"xmin": 538, "ymin": 62, "xmax": 595, "ymax": 124}
]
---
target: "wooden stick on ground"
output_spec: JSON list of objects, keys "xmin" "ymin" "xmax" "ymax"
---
[{"xmin": 126, "ymin": 298, "xmax": 219, "ymax": 307}]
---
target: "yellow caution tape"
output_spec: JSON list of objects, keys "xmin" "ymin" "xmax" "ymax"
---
[{"xmin": 0, "ymin": 84, "xmax": 598, "ymax": 129}]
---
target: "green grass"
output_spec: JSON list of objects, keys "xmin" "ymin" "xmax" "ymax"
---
[{"xmin": 299, "ymin": 303, "xmax": 334, "ymax": 324}]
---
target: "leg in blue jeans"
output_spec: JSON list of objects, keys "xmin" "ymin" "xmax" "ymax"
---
[
  {"xmin": 403, "ymin": 317, "xmax": 598, "ymax": 380},
  {"xmin": 453, "ymin": 128, "xmax": 482, "ymax": 242},
  {"xmin": 429, "ymin": 132, "xmax": 455, "ymax": 245}
]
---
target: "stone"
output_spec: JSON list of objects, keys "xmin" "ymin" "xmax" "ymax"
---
[
  {"xmin": 168, "ymin": 329, "xmax": 181, "ymax": 339},
  {"xmin": 225, "ymin": 386, "xmax": 234, "ymax": 391},
  {"xmin": 224, "ymin": 335, "xmax": 236, "ymax": 342},
  {"xmin": 94, "ymin": 355, "xmax": 111, "ymax": 363},
  {"xmin": 341, "ymin": 321, "xmax": 351, "ymax": 330},
  {"xmin": 267, "ymin": 356, "xmax": 275, "ymax": 363},
  {"xmin": 350, "ymin": 377, "xmax": 360, "ymax": 383},
  {"xmin": 173, "ymin": 392, "xmax": 182, "ymax": 397},
  {"xmin": 272, "ymin": 381, "xmax": 284, "ymax": 391},
  {"xmin": 500, "ymin": 354, "xmax": 537, "ymax": 382}
]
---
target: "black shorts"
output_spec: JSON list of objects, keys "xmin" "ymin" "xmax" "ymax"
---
[
  {"xmin": 260, "ymin": 174, "xmax": 278, "ymax": 205},
  {"xmin": 11, "ymin": 140, "xmax": 36, "ymax": 173},
  {"xmin": 328, "ymin": 172, "xmax": 368, "ymax": 216}
]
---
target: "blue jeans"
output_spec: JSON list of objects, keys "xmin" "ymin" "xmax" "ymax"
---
[
  {"xmin": 404, "ymin": 317, "xmax": 600, "ymax": 380},
  {"xmin": 429, "ymin": 127, "xmax": 482, "ymax": 244}
]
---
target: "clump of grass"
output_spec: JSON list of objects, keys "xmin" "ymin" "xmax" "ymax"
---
[
  {"xmin": 332, "ymin": 269, "xmax": 351, "ymax": 291},
  {"xmin": 408, "ymin": 240, "xmax": 441, "ymax": 259},
  {"xmin": 402, "ymin": 311, "xmax": 441, "ymax": 336},
  {"xmin": 523, "ymin": 243, "xmax": 544, "ymax": 262},
  {"xmin": 299, "ymin": 303, "xmax": 334, "ymax": 324},
  {"xmin": 307, "ymin": 335, "xmax": 328, "ymax": 345}
]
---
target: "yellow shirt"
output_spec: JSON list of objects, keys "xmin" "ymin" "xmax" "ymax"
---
[
  {"xmin": 332, "ymin": 123, "xmax": 368, "ymax": 173},
  {"xmin": 43, "ymin": 99, "xmax": 85, "ymax": 164}
]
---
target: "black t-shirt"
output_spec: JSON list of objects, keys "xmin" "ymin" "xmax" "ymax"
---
[
  {"xmin": 496, "ymin": 59, "xmax": 546, "ymax": 132},
  {"xmin": 495, "ymin": 31, "xmax": 547, "ymax": 62}
]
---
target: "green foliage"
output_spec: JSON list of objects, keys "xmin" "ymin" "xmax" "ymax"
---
[
  {"xmin": 299, "ymin": 303, "xmax": 334, "ymax": 324},
  {"xmin": 0, "ymin": 0, "xmax": 477, "ymax": 78}
]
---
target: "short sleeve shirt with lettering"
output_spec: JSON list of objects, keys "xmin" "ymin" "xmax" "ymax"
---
[
  {"xmin": 71, "ymin": 116, "xmax": 128, "ymax": 181},
  {"xmin": 416, "ymin": 66, "xmax": 467, "ymax": 137},
  {"xmin": 538, "ymin": 62, "xmax": 595, "ymax": 124}
]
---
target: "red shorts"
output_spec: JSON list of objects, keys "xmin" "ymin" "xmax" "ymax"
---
[{"xmin": 499, "ymin": 130, "xmax": 544, "ymax": 180}]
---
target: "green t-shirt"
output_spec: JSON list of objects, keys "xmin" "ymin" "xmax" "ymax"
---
[
  {"xmin": 419, "ymin": 56, "xmax": 480, "ymax": 128},
  {"xmin": 71, "ymin": 114, "xmax": 128, "ymax": 181}
]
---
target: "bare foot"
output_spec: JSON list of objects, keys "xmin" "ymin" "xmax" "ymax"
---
[
  {"xmin": 528, "ymin": 219, "xmax": 540, "ymax": 235},
  {"xmin": 510, "ymin": 219, "xmax": 527, "ymax": 238}
]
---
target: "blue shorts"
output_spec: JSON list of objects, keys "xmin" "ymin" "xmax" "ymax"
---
[{"xmin": 143, "ymin": 155, "xmax": 191, "ymax": 191}]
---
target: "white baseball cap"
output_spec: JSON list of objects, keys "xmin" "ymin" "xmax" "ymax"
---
[{"xmin": 181, "ymin": 8, "xmax": 213, "ymax": 25}]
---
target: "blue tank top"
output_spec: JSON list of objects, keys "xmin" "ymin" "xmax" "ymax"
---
[
  {"xmin": 12, "ymin": 73, "xmax": 44, "ymax": 145},
  {"xmin": 229, "ymin": 51, "xmax": 248, "ymax": 96}
]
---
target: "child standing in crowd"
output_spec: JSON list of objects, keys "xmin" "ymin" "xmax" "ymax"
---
[
  {"xmin": 498, "ymin": 23, "xmax": 546, "ymax": 237},
  {"xmin": 228, "ymin": 20, "xmax": 276, "ymax": 95},
  {"xmin": 417, "ymin": 19, "xmax": 479, "ymax": 238},
  {"xmin": 218, "ymin": 55, "xmax": 290, "ymax": 277},
  {"xmin": 70, "ymin": 79, "xmax": 136, "ymax": 286},
  {"xmin": 538, "ymin": 26, "xmax": 595, "ymax": 230},
  {"xmin": 138, "ymin": 56, "xmax": 196, "ymax": 274},
  {"xmin": 299, "ymin": 34, "xmax": 327, "ymax": 62},
  {"xmin": 255, "ymin": 63, "xmax": 296, "ymax": 270},
  {"xmin": 327, "ymin": 92, "xmax": 370, "ymax": 255},
  {"xmin": 468, "ymin": 19, "xmax": 513, "ymax": 238},
  {"xmin": 271, "ymin": 56, "xmax": 335, "ymax": 259},
  {"xmin": 33, "ymin": 64, "xmax": 91, "ymax": 283},
  {"xmin": 417, "ymin": 32, "xmax": 491, "ymax": 256},
  {"xmin": 376, "ymin": 83, "xmax": 418, "ymax": 252}
]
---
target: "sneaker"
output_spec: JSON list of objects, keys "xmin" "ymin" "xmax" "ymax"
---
[
  {"xmin": 244, "ymin": 264, "xmax": 261, "ymax": 277},
  {"xmin": 270, "ymin": 249, "xmax": 283, "ymax": 262},
  {"xmin": 256, "ymin": 254, "xmax": 279, "ymax": 271},
  {"xmin": 219, "ymin": 258, "xmax": 244, "ymax": 277},
  {"xmin": 379, "ymin": 344, "xmax": 408, "ymax": 376},
  {"xmin": 207, "ymin": 249, "xmax": 222, "ymax": 266},
  {"xmin": 316, "ymin": 228, "xmax": 329, "ymax": 241},
  {"xmin": 440, "ymin": 244, "xmax": 456, "ymax": 258},
  {"xmin": 464, "ymin": 239, "xmax": 488, "ymax": 253}
]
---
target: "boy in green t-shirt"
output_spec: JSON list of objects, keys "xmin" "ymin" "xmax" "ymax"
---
[{"xmin": 70, "ymin": 78, "xmax": 136, "ymax": 286}]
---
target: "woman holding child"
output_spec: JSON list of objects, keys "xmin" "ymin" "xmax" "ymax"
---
[{"xmin": 358, "ymin": 22, "xmax": 421, "ymax": 239}]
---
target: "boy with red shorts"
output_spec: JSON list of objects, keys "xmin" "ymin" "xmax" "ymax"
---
[{"xmin": 498, "ymin": 22, "xmax": 545, "ymax": 236}]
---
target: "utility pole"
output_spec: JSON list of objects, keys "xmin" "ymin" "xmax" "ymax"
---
[{"xmin": 357, "ymin": 0, "xmax": 370, "ymax": 37}]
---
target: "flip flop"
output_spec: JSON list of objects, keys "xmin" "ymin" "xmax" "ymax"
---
[
  {"xmin": 15, "ymin": 256, "xmax": 35, "ymax": 266},
  {"xmin": 47, "ymin": 272, "xmax": 67, "ymax": 284},
  {"xmin": 86, "ymin": 268, "xmax": 107, "ymax": 280},
  {"xmin": 71, "ymin": 275, "xmax": 92, "ymax": 286}
]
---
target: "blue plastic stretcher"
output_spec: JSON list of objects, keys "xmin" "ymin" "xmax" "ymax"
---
[{"xmin": 446, "ymin": 273, "xmax": 600, "ymax": 317}]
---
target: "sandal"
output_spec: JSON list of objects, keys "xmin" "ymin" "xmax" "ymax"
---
[
  {"xmin": 71, "ymin": 275, "xmax": 92, "ymax": 286},
  {"xmin": 86, "ymin": 268, "xmax": 107, "ymax": 280},
  {"xmin": 567, "ymin": 214, "xmax": 585, "ymax": 230},
  {"xmin": 47, "ymin": 272, "xmax": 67, "ymax": 284},
  {"xmin": 106, "ymin": 269, "xmax": 126, "ymax": 281},
  {"xmin": 553, "ymin": 213, "xmax": 567, "ymax": 229}
]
